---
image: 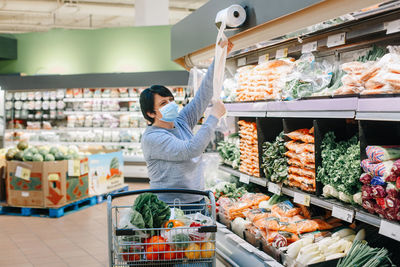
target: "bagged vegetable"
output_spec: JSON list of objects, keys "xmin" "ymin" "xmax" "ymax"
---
[
  {"xmin": 270, "ymin": 200, "xmax": 301, "ymax": 218},
  {"xmin": 362, "ymin": 185, "xmax": 373, "ymax": 200},
  {"xmin": 386, "ymin": 183, "xmax": 400, "ymax": 198},
  {"xmin": 359, "ymin": 173, "xmax": 372, "ymax": 185},
  {"xmin": 360, "ymin": 159, "xmax": 394, "ymax": 179},
  {"xmin": 366, "ymin": 145, "xmax": 400, "ymax": 163},
  {"xmin": 362, "ymin": 199, "xmax": 377, "ymax": 214},
  {"xmin": 371, "ymin": 185, "xmax": 387, "ymax": 198},
  {"xmin": 286, "ymin": 128, "xmax": 314, "ymax": 144},
  {"xmin": 282, "ymin": 53, "xmax": 333, "ymax": 100}
]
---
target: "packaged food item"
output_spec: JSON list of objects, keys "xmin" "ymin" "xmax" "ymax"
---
[
  {"xmin": 120, "ymin": 130, "xmax": 133, "ymax": 142},
  {"xmin": 119, "ymin": 88, "xmax": 129, "ymax": 98},
  {"xmin": 15, "ymin": 100, "xmax": 24, "ymax": 110},
  {"xmin": 50, "ymin": 101, "xmax": 57, "ymax": 110},
  {"xmin": 130, "ymin": 117, "xmax": 139, "ymax": 128},
  {"xmin": 82, "ymin": 101, "xmax": 92, "ymax": 111},
  {"xmin": 14, "ymin": 110, "xmax": 21, "ymax": 119},
  {"xmin": 93, "ymin": 88, "xmax": 102, "ymax": 98},
  {"xmin": 84, "ymin": 115, "xmax": 93, "ymax": 127},
  {"xmin": 286, "ymin": 128, "xmax": 314, "ymax": 144},
  {"xmin": 285, "ymin": 141, "xmax": 314, "ymax": 153},
  {"xmin": 360, "ymin": 173, "xmax": 373, "ymax": 185},
  {"xmin": 56, "ymin": 89, "xmax": 64, "ymax": 100},
  {"xmin": 111, "ymin": 88, "xmax": 120, "ymax": 98},
  {"xmin": 42, "ymin": 101, "xmax": 49, "ymax": 110},
  {"xmin": 34, "ymin": 91, "xmax": 42, "ymax": 100},
  {"xmin": 27, "ymin": 121, "xmax": 41, "ymax": 130},
  {"xmin": 83, "ymin": 88, "xmax": 93, "ymax": 98},
  {"xmin": 103, "ymin": 131, "xmax": 112, "ymax": 142},
  {"xmin": 57, "ymin": 100, "xmax": 65, "ymax": 110},
  {"xmin": 112, "ymin": 131, "xmax": 120, "ymax": 142},
  {"xmin": 50, "ymin": 110, "xmax": 57, "ymax": 119},
  {"xmin": 41, "ymin": 91, "xmax": 49, "ymax": 100},
  {"xmin": 120, "ymin": 115, "xmax": 130, "ymax": 128},
  {"xmin": 73, "ymin": 88, "xmax": 83, "ymax": 98},
  {"xmin": 5, "ymin": 92, "xmax": 13, "ymax": 100},
  {"xmin": 93, "ymin": 130, "xmax": 103, "ymax": 142},
  {"xmin": 28, "ymin": 92, "xmax": 35, "ymax": 100},
  {"xmin": 102, "ymin": 88, "xmax": 111, "ymax": 98},
  {"xmin": 14, "ymin": 92, "xmax": 21, "ymax": 100},
  {"xmin": 5, "ymin": 101, "xmax": 13, "ymax": 110},
  {"xmin": 366, "ymin": 145, "xmax": 400, "ymax": 163},
  {"xmin": 92, "ymin": 100, "xmax": 102, "ymax": 111},
  {"xmin": 238, "ymin": 120, "xmax": 260, "ymax": 177},
  {"xmin": 288, "ymin": 166, "xmax": 315, "ymax": 179},
  {"xmin": 361, "ymin": 159, "xmax": 395, "ymax": 179},
  {"xmin": 68, "ymin": 115, "xmax": 77, "ymax": 128},
  {"xmin": 271, "ymin": 201, "xmax": 301, "ymax": 218},
  {"xmin": 42, "ymin": 121, "xmax": 52, "ymax": 130}
]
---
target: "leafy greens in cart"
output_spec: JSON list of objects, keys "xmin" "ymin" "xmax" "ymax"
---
[{"xmin": 130, "ymin": 193, "xmax": 171, "ymax": 235}]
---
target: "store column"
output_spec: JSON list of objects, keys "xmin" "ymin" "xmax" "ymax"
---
[{"xmin": 135, "ymin": 0, "xmax": 169, "ymax": 26}]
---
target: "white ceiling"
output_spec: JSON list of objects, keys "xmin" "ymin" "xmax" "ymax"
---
[{"xmin": 0, "ymin": 0, "xmax": 208, "ymax": 33}]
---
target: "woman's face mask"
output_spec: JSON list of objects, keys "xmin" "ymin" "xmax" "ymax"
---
[{"xmin": 159, "ymin": 101, "xmax": 179, "ymax": 122}]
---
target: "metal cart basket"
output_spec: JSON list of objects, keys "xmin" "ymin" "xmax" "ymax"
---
[{"xmin": 107, "ymin": 188, "xmax": 217, "ymax": 267}]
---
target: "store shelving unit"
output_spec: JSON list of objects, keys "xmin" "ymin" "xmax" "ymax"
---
[
  {"xmin": 218, "ymin": 164, "xmax": 396, "ymax": 230},
  {"xmin": 170, "ymin": 1, "xmax": 400, "ymax": 264}
]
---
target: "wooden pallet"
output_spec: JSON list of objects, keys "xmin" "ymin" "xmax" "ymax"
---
[
  {"xmin": 0, "ymin": 196, "xmax": 97, "ymax": 218},
  {"xmin": 95, "ymin": 185, "xmax": 129, "ymax": 204}
]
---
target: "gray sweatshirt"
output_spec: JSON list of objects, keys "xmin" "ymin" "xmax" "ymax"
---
[{"xmin": 141, "ymin": 62, "xmax": 217, "ymax": 203}]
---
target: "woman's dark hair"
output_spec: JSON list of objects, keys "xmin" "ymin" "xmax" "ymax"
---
[{"xmin": 140, "ymin": 85, "xmax": 174, "ymax": 125}]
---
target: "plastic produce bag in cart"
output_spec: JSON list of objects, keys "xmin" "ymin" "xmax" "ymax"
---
[{"xmin": 107, "ymin": 189, "xmax": 217, "ymax": 266}]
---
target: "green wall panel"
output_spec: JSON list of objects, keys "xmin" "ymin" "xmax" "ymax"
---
[{"xmin": 0, "ymin": 26, "xmax": 182, "ymax": 75}]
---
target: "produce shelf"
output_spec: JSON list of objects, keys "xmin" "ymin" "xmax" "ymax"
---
[
  {"xmin": 63, "ymin": 97, "xmax": 140, "ymax": 102},
  {"xmin": 5, "ymin": 127, "xmax": 145, "ymax": 133},
  {"xmin": 63, "ymin": 111, "xmax": 142, "ymax": 116},
  {"xmin": 218, "ymin": 164, "xmax": 400, "ymax": 239},
  {"xmin": 62, "ymin": 96, "xmax": 185, "ymax": 102},
  {"xmin": 356, "ymin": 97, "xmax": 400, "ymax": 121},
  {"xmin": 225, "ymin": 98, "xmax": 358, "ymax": 118},
  {"xmin": 218, "ymin": 165, "xmax": 268, "ymax": 187}
]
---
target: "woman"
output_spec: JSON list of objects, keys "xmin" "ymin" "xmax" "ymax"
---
[{"xmin": 139, "ymin": 41, "xmax": 233, "ymax": 209}]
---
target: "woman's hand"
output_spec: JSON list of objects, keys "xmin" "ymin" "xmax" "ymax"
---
[
  {"xmin": 219, "ymin": 39, "xmax": 234, "ymax": 55},
  {"xmin": 210, "ymin": 100, "xmax": 226, "ymax": 119}
]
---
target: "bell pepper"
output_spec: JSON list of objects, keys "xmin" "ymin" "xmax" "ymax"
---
[{"xmin": 163, "ymin": 219, "xmax": 185, "ymax": 229}]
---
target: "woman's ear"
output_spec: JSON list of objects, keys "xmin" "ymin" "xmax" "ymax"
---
[{"xmin": 147, "ymin": 111, "xmax": 156, "ymax": 119}]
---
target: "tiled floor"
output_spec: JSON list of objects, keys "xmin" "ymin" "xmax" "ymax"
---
[{"xmin": 0, "ymin": 182, "xmax": 226, "ymax": 267}]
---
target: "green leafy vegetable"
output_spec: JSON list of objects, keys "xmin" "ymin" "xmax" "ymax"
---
[
  {"xmin": 214, "ymin": 183, "xmax": 247, "ymax": 200},
  {"xmin": 131, "ymin": 193, "xmax": 171, "ymax": 235},
  {"xmin": 217, "ymin": 140, "xmax": 240, "ymax": 169},
  {"xmin": 261, "ymin": 132, "xmax": 288, "ymax": 183},
  {"xmin": 130, "ymin": 210, "xmax": 145, "ymax": 229},
  {"xmin": 317, "ymin": 132, "xmax": 361, "ymax": 196}
]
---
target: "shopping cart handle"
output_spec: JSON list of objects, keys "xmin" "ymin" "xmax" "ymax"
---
[{"xmin": 109, "ymin": 188, "xmax": 212, "ymax": 199}]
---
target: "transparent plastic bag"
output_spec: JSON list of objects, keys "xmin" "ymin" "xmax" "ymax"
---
[{"xmin": 282, "ymin": 53, "xmax": 333, "ymax": 100}]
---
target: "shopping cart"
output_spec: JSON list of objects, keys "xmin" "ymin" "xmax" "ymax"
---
[{"xmin": 107, "ymin": 188, "xmax": 217, "ymax": 267}]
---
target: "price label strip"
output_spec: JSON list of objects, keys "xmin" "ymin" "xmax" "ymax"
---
[
  {"xmin": 239, "ymin": 173, "xmax": 250, "ymax": 184},
  {"xmin": 386, "ymin": 19, "xmax": 400, "ymax": 34},
  {"xmin": 237, "ymin": 57, "xmax": 246, "ymax": 67},
  {"xmin": 302, "ymin": 41, "xmax": 318, "ymax": 53},
  {"xmin": 258, "ymin": 54, "xmax": 269, "ymax": 64},
  {"xmin": 332, "ymin": 205, "xmax": 355, "ymax": 223},
  {"xmin": 68, "ymin": 160, "xmax": 81, "ymax": 177},
  {"xmin": 327, "ymin": 32, "xmax": 346, "ymax": 48},
  {"xmin": 276, "ymin": 48, "xmax": 288, "ymax": 59},
  {"xmin": 293, "ymin": 192, "xmax": 311, "ymax": 206},
  {"xmin": 379, "ymin": 219, "xmax": 400, "ymax": 242},
  {"xmin": 15, "ymin": 166, "xmax": 31, "ymax": 181},
  {"xmin": 268, "ymin": 182, "xmax": 282, "ymax": 195}
]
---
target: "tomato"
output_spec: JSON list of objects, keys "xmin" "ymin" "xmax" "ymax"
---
[
  {"xmin": 162, "ymin": 245, "xmax": 176, "ymax": 260},
  {"xmin": 176, "ymin": 251, "xmax": 184, "ymax": 259},
  {"xmin": 146, "ymin": 246, "xmax": 163, "ymax": 260},
  {"xmin": 147, "ymin": 236, "xmax": 167, "ymax": 252},
  {"xmin": 122, "ymin": 246, "xmax": 141, "ymax": 262}
]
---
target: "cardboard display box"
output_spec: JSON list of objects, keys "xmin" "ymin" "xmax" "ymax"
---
[
  {"xmin": 88, "ymin": 151, "xmax": 124, "ymax": 196},
  {"xmin": 7, "ymin": 160, "xmax": 68, "ymax": 208},
  {"xmin": 6, "ymin": 158, "xmax": 90, "ymax": 208}
]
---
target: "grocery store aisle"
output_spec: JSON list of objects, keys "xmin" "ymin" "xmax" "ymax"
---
[{"xmin": 0, "ymin": 182, "xmax": 227, "ymax": 267}]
